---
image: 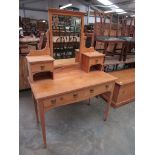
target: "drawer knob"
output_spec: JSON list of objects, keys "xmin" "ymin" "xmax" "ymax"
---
[
  {"xmin": 90, "ymin": 89, "xmax": 94, "ymax": 93},
  {"xmin": 96, "ymin": 59, "xmax": 98, "ymax": 63},
  {"xmin": 40, "ymin": 65, "xmax": 45, "ymax": 70},
  {"xmin": 105, "ymin": 85, "xmax": 109, "ymax": 89},
  {"xmin": 73, "ymin": 93, "xmax": 78, "ymax": 98},
  {"xmin": 50, "ymin": 99, "xmax": 56, "ymax": 105}
]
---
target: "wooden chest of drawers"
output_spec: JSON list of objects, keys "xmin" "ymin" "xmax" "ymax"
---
[
  {"xmin": 81, "ymin": 51, "xmax": 105, "ymax": 72},
  {"xmin": 102, "ymin": 68, "xmax": 135, "ymax": 108},
  {"xmin": 26, "ymin": 55, "xmax": 54, "ymax": 82}
]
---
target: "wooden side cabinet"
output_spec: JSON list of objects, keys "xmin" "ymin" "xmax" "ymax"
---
[
  {"xmin": 102, "ymin": 68, "xmax": 135, "ymax": 108},
  {"xmin": 26, "ymin": 55, "xmax": 54, "ymax": 82},
  {"xmin": 81, "ymin": 51, "xmax": 105, "ymax": 72}
]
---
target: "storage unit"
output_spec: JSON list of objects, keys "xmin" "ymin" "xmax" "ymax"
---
[
  {"xmin": 81, "ymin": 51, "xmax": 104, "ymax": 72},
  {"xmin": 26, "ymin": 55, "xmax": 54, "ymax": 82},
  {"xmin": 102, "ymin": 68, "xmax": 135, "ymax": 108}
]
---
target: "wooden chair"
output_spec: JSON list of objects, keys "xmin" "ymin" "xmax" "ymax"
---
[
  {"xmin": 94, "ymin": 12, "xmax": 124, "ymax": 60},
  {"xmin": 120, "ymin": 16, "xmax": 135, "ymax": 60}
]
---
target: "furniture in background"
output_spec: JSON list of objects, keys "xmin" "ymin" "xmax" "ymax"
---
[
  {"xmin": 22, "ymin": 17, "xmax": 31, "ymax": 35},
  {"xmin": 94, "ymin": 11, "xmax": 135, "ymax": 62},
  {"xmin": 19, "ymin": 53, "xmax": 30, "ymax": 90},
  {"xmin": 19, "ymin": 32, "xmax": 48, "ymax": 90},
  {"xmin": 36, "ymin": 20, "xmax": 48, "ymax": 32},
  {"xmin": 20, "ymin": 17, "xmax": 48, "ymax": 35},
  {"xmin": 19, "ymin": 37, "xmax": 39, "ymax": 90},
  {"xmin": 19, "ymin": 36, "xmax": 40, "ymax": 51},
  {"xmin": 118, "ymin": 36, "xmax": 135, "ymax": 61},
  {"xmin": 101, "ymin": 68, "xmax": 135, "ymax": 107},
  {"xmin": 95, "ymin": 36, "xmax": 125, "ymax": 61},
  {"xmin": 94, "ymin": 12, "xmax": 125, "ymax": 60}
]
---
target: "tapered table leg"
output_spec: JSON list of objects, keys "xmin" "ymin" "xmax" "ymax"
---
[
  {"xmin": 38, "ymin": 103, "xmax": 47, "ymax": 148},
  {"xmin": 104, "ymin": 42, "xmax": 109, "ymax": 55},
  {"xmin": 104, "ymin": 91, "xmax": 113, "ymax": 121},
  {"xmin": 87, "ymin": 98, "xmax": 91, "ymax": 105},
  {"xmin": 32, "ymin": 93, "xmax": 39, "ymax": 124}
]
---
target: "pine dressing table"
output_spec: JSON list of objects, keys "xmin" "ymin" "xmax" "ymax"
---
[{"xmin": 26, "ymin": 8, "xmax": 117, "ymax": 148}]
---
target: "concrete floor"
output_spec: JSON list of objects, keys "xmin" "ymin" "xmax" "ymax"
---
[{"xmin": 19, "ymin": 90, "xmax": 135, "ymax": 155}]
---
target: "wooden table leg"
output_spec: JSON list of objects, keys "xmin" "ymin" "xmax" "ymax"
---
[
  {"xmin": 38, "ymin": 103, "xmax": 47, "ymax": 148},
  {"xmin": 112, "ymin": 43, "xmax": 117, "ymax": 56},
  {"xmin": 123, "ymin": 42, "xmax": 128, "ymax": 61},
  {"xmin": 87, "ymin": 98, "xmax": 91, "ymax": 105},
  {"xmin": 104, "ymin": 42, "xmax": 109, "ymax": 55},
  {"xmin": 32, "ymin": 93, "xmax": 39, "ymax": 124},
  {"xmin": 103, "ymin": 91, "xmax": 113, "ymax": 121},
  {"xmin": 119, "ymin": 42, "xmax": 124, "ymax": 61}
]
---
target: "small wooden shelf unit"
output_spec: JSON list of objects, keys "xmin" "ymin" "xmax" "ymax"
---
[{"xmin": 26, "ymin": 55, "xmax": 55, "ymax": 82}]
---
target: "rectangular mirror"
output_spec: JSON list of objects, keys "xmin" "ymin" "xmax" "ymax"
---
[
  {"xmin": 48, "ymin": 9, "xmax": 85, "ymax": 60},
  {"xmin": 52, "ymin": 15, "xmax": 81, "ymax": 59}
]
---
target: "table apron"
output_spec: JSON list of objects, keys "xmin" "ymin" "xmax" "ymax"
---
[{"xmin": 38, "ymin": 82, "xmax": 115, "ymax": 112}]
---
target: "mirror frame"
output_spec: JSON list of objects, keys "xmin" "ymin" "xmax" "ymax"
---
[{"xmin": 48, "ymin": 8, "xmax": 85, "ymax": 57}]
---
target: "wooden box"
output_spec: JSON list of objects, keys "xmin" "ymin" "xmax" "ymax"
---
[
  {"xmin": 103, "ymin": 68, "xmax": 135, "ymax": 108},
  {"xmin": 26, "ymin": 55, "xmax": 54, "ymax": 82},
  {"xmin": 81, "ymin": 51, "xmax": 104, "ymax": 72}
]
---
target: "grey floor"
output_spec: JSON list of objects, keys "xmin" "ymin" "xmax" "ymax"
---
[{"xmin": 19, "ymin": 90, "xmax": 135, "ymax": 155}]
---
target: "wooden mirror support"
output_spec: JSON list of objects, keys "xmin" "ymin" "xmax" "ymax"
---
[
  {"xmin": 26, "ymin": 30, "xmax": 55, "ymax": 82},
  {"xmin": 28, "ymin": 30, "xmax": 50, "ymax": 56}
]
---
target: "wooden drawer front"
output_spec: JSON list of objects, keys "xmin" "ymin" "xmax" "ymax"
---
[
  {"xmin": 90, "ymin": 57, "xmax": 103, "ymax": 66},
  {"xmin": 43, "ymin": 89, "xmax": 90, "ymax": 109},
  {"xmin": 89, "ymin": 83, "xmax": 113, "ymax": 98},
  {"xmin": 43, "ymin": 83, "xmax": 113, "ymax": 110},
  {"xmin": 31, "ymin": 62, "xmax": 53, "ymax": 73}
]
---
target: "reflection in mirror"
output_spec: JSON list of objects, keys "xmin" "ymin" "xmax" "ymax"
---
[{"xmin": 52, "ymin": 15, "xmax": 81, "ymax": 59}]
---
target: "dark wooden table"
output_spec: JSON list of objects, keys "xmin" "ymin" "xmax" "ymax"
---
[
  {"xmin": 95, "ymin": 36, "xmax": 135, "ymax": 61},
  {"xmin": 95, "ymin": 36, "xmax": 125, "ymax": 61},
  {"xmin": 118, "ymin": 37, "xmax": 135, "ymax": 61}
]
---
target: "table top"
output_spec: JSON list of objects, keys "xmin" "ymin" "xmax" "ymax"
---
[
  {"xmin": 26, "ymin": 55, "xmax": 54, "ymax": 64},
  {"xmin": 118, "ymin": 36, "xmax": 135, "ymax": 42},
  {"xmin": 96, "ymin": 36, "xmax": 135, "ymax": 43},
  {"xmin": 96, "ymin": 36, "xmax": 125, "ymax": 42},
  {"xmin": 30, "ymin": 68, "xmax": 117, "ymax": 100},
  {"xmin": 82, "ymin": 51, "xmax": 105, "ymax": 58},
  {"xmin": 19, "ymin": 36, "xmax": 40, "ymax": 43},
  {"xmin": 109, "ymin": 68, "xmax": 135, "ymax": 85}
]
